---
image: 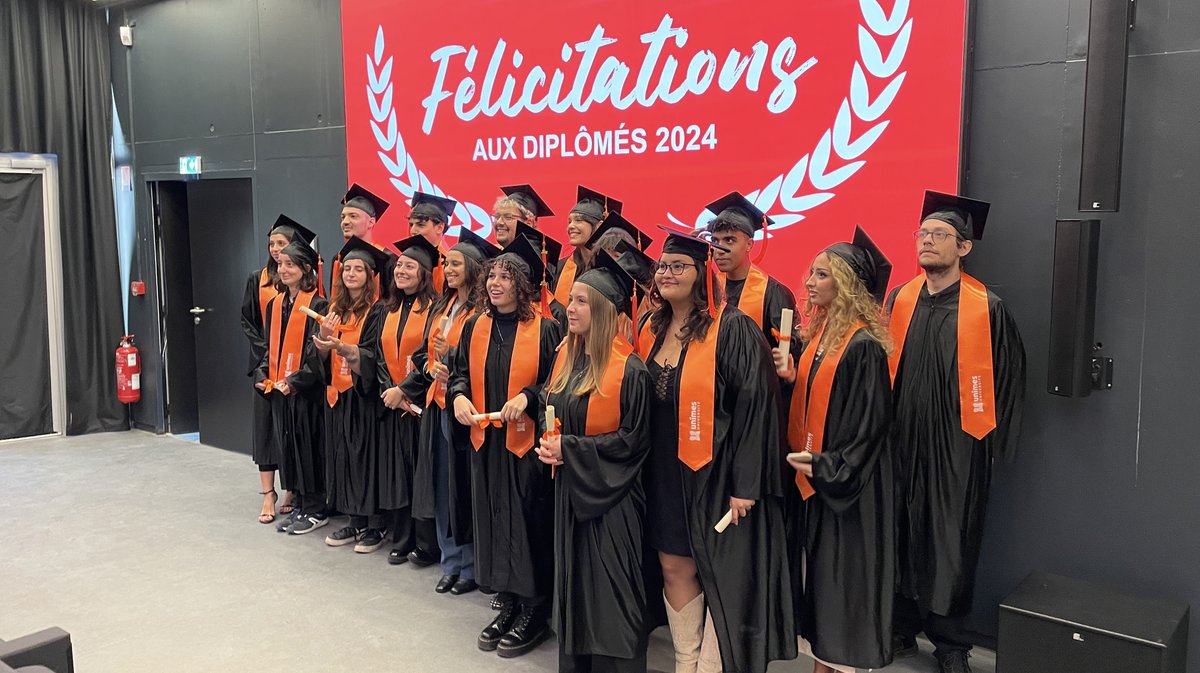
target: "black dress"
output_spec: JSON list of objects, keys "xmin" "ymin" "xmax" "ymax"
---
[
  {"xmin": 447, "ymin": 309, "xmax": 561, "ymax": 601},
  {"xmin": 542, "ymin": 353, "xmax": 652, "ymax": 670},
  {"xmin": 255, "ymin": 292, "xmax": 329, "ymax": 506},
  {"xmin": 323, "ymin": 305, "xmax": 382, "ymax": 518},
  {"xmin": 239, "ymin": 269, "xmax": 276, "ymax": 468},
  {"xmin": 641, "ymin": 307, "xmax": 797, "ymax": 673},
  {"xmin": 644, "ymin": 359, "xmax": 690, "ymax": 557},
  {"xmin": 789, "ymin": 329, "xmax": 896, "ymax": 669}
]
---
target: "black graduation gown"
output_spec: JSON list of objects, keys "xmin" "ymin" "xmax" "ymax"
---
[
  {"xmin": 255, "ymin": 292, "xmax": 329, "ymax": 495},
  {"xmin": 789, "ymin": 329, "xmax": 895, "ymax": 669},
  {"xmin": 447, "ymin": 310, "xmax": 561, "ymax": 599},
  {"xmin": 644, "ymin": 307, "xmax": 797, "ymax": 673},
  {"xmin": 240, "ymin": 269, "xmax": 276, "ymax": 466},
  {"xmin": 400, "ymin": 305, "xmax": 476, "ymax": 544},
  {"xmin": 886, "ymin": 280, "xmax": 1026, "ymax": 617},
  {"xmin": 542, "ymin": 354, "xmax": 652, "ymax": 660},
  {"xmin": 323, "ymin": 305, "xmax": 382, "ymax": 517},
  {"xmin": 358, "ymin": 295, "xmax": 431, "ymax": 511},
  {"xmin": 724, "ymin": 272, "xmax": 799, "ymax": 354}
]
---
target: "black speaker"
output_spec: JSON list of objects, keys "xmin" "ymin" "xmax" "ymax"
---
[
  {"xmin": 1079, "ymin": 0, "xmax": 1135, "ymax": 212},
  {"xmin": 1048, "ymin": 219, "xmax": 1102, "ymax": 397},
  {"xmin": 999, "ymin": 572, "xmax": 1187, "ymax": 673}
]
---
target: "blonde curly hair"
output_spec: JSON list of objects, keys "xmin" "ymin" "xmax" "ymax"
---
[{"xmin": 800, "ymin": 252, "xmax": 893, "ymax": 354}]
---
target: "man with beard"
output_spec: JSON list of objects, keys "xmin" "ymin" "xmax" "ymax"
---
[{"xmin": 887, "ymin": 191, "xmax": 1026, "ymax": 673}]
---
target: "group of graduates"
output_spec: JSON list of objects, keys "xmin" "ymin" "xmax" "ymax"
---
[{"xmin": 240, "ymin": 181, "xmax": 1026, "ymax": 673}]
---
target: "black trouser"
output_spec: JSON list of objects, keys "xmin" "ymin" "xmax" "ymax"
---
[
  {"xmin": 389, "ymin": 506, "xmax": 438, "ymax": 554},
  {"xmin": 349, "ymin": 514, "xmax": 388, "ymax": 529},
  {"xmin": 558, "ymin": 648, "xmax": 647, "ymax": 673},
  {"xmin": 296, "ymin": 491, "xmax": 327, "ymax": 516},
  {"xmin": 894, "ymin": 595, "xmax": 973, "ymax": 653}
]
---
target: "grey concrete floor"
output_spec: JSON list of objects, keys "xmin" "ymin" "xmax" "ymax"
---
[{"xmin": 0, "ymin": 431, "xmax": 995, "ymax": 673}]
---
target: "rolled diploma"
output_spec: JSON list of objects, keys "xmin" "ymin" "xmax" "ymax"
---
[
  {"xmin": 714, "ymin": 509, "xmax": 734, "ymax": 533},
  {"xmin": 779, "ymin": 308, "xmax": 794, "ymax": 344}
]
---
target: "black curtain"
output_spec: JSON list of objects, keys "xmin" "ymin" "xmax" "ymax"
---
[
  {"xmin": 0, "ymin": 174, "xmax": 52, "ymax": 440},
  {"xmin": 0, "ymin": 0, "xmax": 125, "ymax": 433}
]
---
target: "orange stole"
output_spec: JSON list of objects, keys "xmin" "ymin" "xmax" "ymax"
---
[
  {"xmin": 887, "ymin": 274, "xmax": 996, "ymax": 439},
  {"xmin": 468, "ymin": 314, "xmax": 542, "ymax": 456},
  {"xmin": 787, "ymin": 320, "xmax": 864, "ymax": 499},
  {"xmin": 266, "ymin": 290, "xmax": 315, "ymax": 391},
  {"xmin": 553, "ymin": 255, "xmax": 579, "ymax": 307},
  {"xmin": 676, "ymin": 305, "xmax": 726, "ymax": 471},
  {"xmin": 257, "ymin": 268, "xmax": 279, "ymax": 328},
  {"xmin": 425, "ymin": 302, "xmax": 474, "ymax": 408},
  {"xmin": 635, "ymin": 319, "xmax": 655, "ymax": 360},
  {"xmin": 735, "ymin": 266, "xmax": 769, "ymax": 330},
  {"xmin": 381, "ymin": 302, "xmax": 427, "ymax": 387},
  {"xmin": 326, "ymin": 312, "xmax": 368, "ymax": 407},
  {"xmin": 548, "ymin": 335, "xmax": 631, "ymax": 436}
]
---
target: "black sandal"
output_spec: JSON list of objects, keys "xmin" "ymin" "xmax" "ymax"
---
[
  {"xmin": 278, "ymin": 491, "xmax": 295, "ymax": 515},
  {"xmin": 258, "ymin": 489, "xmax": 278, "ymax": 524}
]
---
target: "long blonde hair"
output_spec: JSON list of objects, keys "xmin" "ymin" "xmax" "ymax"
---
[
  {"xmin": 800, "ymin": 253, "xmax": 893, "ymax": 354},
  {"xmin": 549, "ymin": 284, "xmax": 620, "ymax": 397}
]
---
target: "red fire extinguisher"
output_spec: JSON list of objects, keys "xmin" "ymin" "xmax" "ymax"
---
[{"xmin": 116, "ymin": 335, "xmax": 142, "ymax": 404}]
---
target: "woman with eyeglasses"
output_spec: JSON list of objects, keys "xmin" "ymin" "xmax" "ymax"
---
[
  {"xmin": 643, "ymin": 229, "xmax": 796, "ymax": 673},
  {"xmin": 775, "ymin": 227, "xmax": 896, "ymax": 672}
]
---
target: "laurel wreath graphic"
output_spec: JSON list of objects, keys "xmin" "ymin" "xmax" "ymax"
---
[{"xmin": 367, "ymin": 0, "xmax": 910, "ymax": 240}]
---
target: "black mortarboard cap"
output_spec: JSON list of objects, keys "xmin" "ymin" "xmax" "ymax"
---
[
  {"xmin": 920, "ymin": 190, "xmax": 989, "ymax": 240},
  {"xmin": 824, "ymin": 225, "xmax": 893, "ymax": 304},
  {"xmin": 704, "ymin": 191, "xmax": 774, "ymax": 236},
  {"xmin": 342, "ymin": 183, "xmax": 390, "ymax": 220},
  {"xmin": 585, "ymin": 211, "xmax": 653, "ymax": 251},
  {"xmin": 280, "ymin": 236, "xmax": 320, "ymax": 270},
  {"xmin": 517, "ymin": 221, "xmax": 563, "ymax": 274},
  {"xmin": 497, "ymin": 233, "xmax": 546, "ymax": 287},
  {"xmin": 394, "ymin": 234, "xmax": 442, "ymax": 272},
  {"xmin": 338, "ymin": 235, "xmax": 391, "ymax": 272},
  {"xmin": 577, "ymin": 250, "xmax": 637, "ymax": 314},
  {"xmin": 452, "ymin": 228, "xmax": 502, "ymax": 263},
  {"xmin": 270, "ymin": 214, "xmax": 318, "ymax": 247},
  {"xmin": 657, "ymin": 225, "xmax": 729, "ymax": 265},
  {"xmin": 410, "ymin": 191, "xmax": 457, "ymax": 224},
  {"xmin": 500, "ymin": 184, "xmax": 555, "ymax": 218},
  {"xmin": 613, "ymin": 239, "xmax": 654, "ymax": 301},
  {"xmin": 570, "ymin": 185, "xmax": 622, "ymax": 225}
]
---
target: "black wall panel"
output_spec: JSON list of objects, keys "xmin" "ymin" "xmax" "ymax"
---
[{"xmin": 112, "ymin": 0, "xmax": 346, "ymax": 434}]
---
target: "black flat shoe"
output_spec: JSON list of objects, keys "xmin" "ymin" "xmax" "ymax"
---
[
  {"xmin": 450, "ymin": 578, "xmax": 478, "ymax": 595},
  {"xmin": 407, "ymin": 547, "xmax": 438, "ymax": 567},
  {"xmin": 497, "ymin": 604, "xmax": 550, "ymax": 658},
  {"xmin": 477, "ymin": 597, "xmax": 517, "ymax": 651},
  {"xmin": 387, "ymin": 548, "xmax": 410, "ymax": 565},
  {"xmin": 435, "ymin": 574, "xmax": 459, "ymax": 593}
]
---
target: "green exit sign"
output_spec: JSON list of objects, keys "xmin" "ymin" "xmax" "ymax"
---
[{"xmin": 179, "ymin": 156, "xmax": 202, "ymax": 175}]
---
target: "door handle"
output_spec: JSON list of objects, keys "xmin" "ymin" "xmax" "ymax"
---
[{"xmin": 190, "ymin": 306, "xmax": 212, "ymax": 324}]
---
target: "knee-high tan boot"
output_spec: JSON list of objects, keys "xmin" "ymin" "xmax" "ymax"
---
[
  {"xmin": 664, "ymin": 592, "xmax": 705, "ymax": 673},
  {"xmin": 697, "ymin": 608, "xmax": 723, "ymax": 673}
]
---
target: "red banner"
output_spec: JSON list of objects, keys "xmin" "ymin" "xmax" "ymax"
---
[{"xmin": 342, "ymin": 0, "xmax": 968, "ymax": 291}]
